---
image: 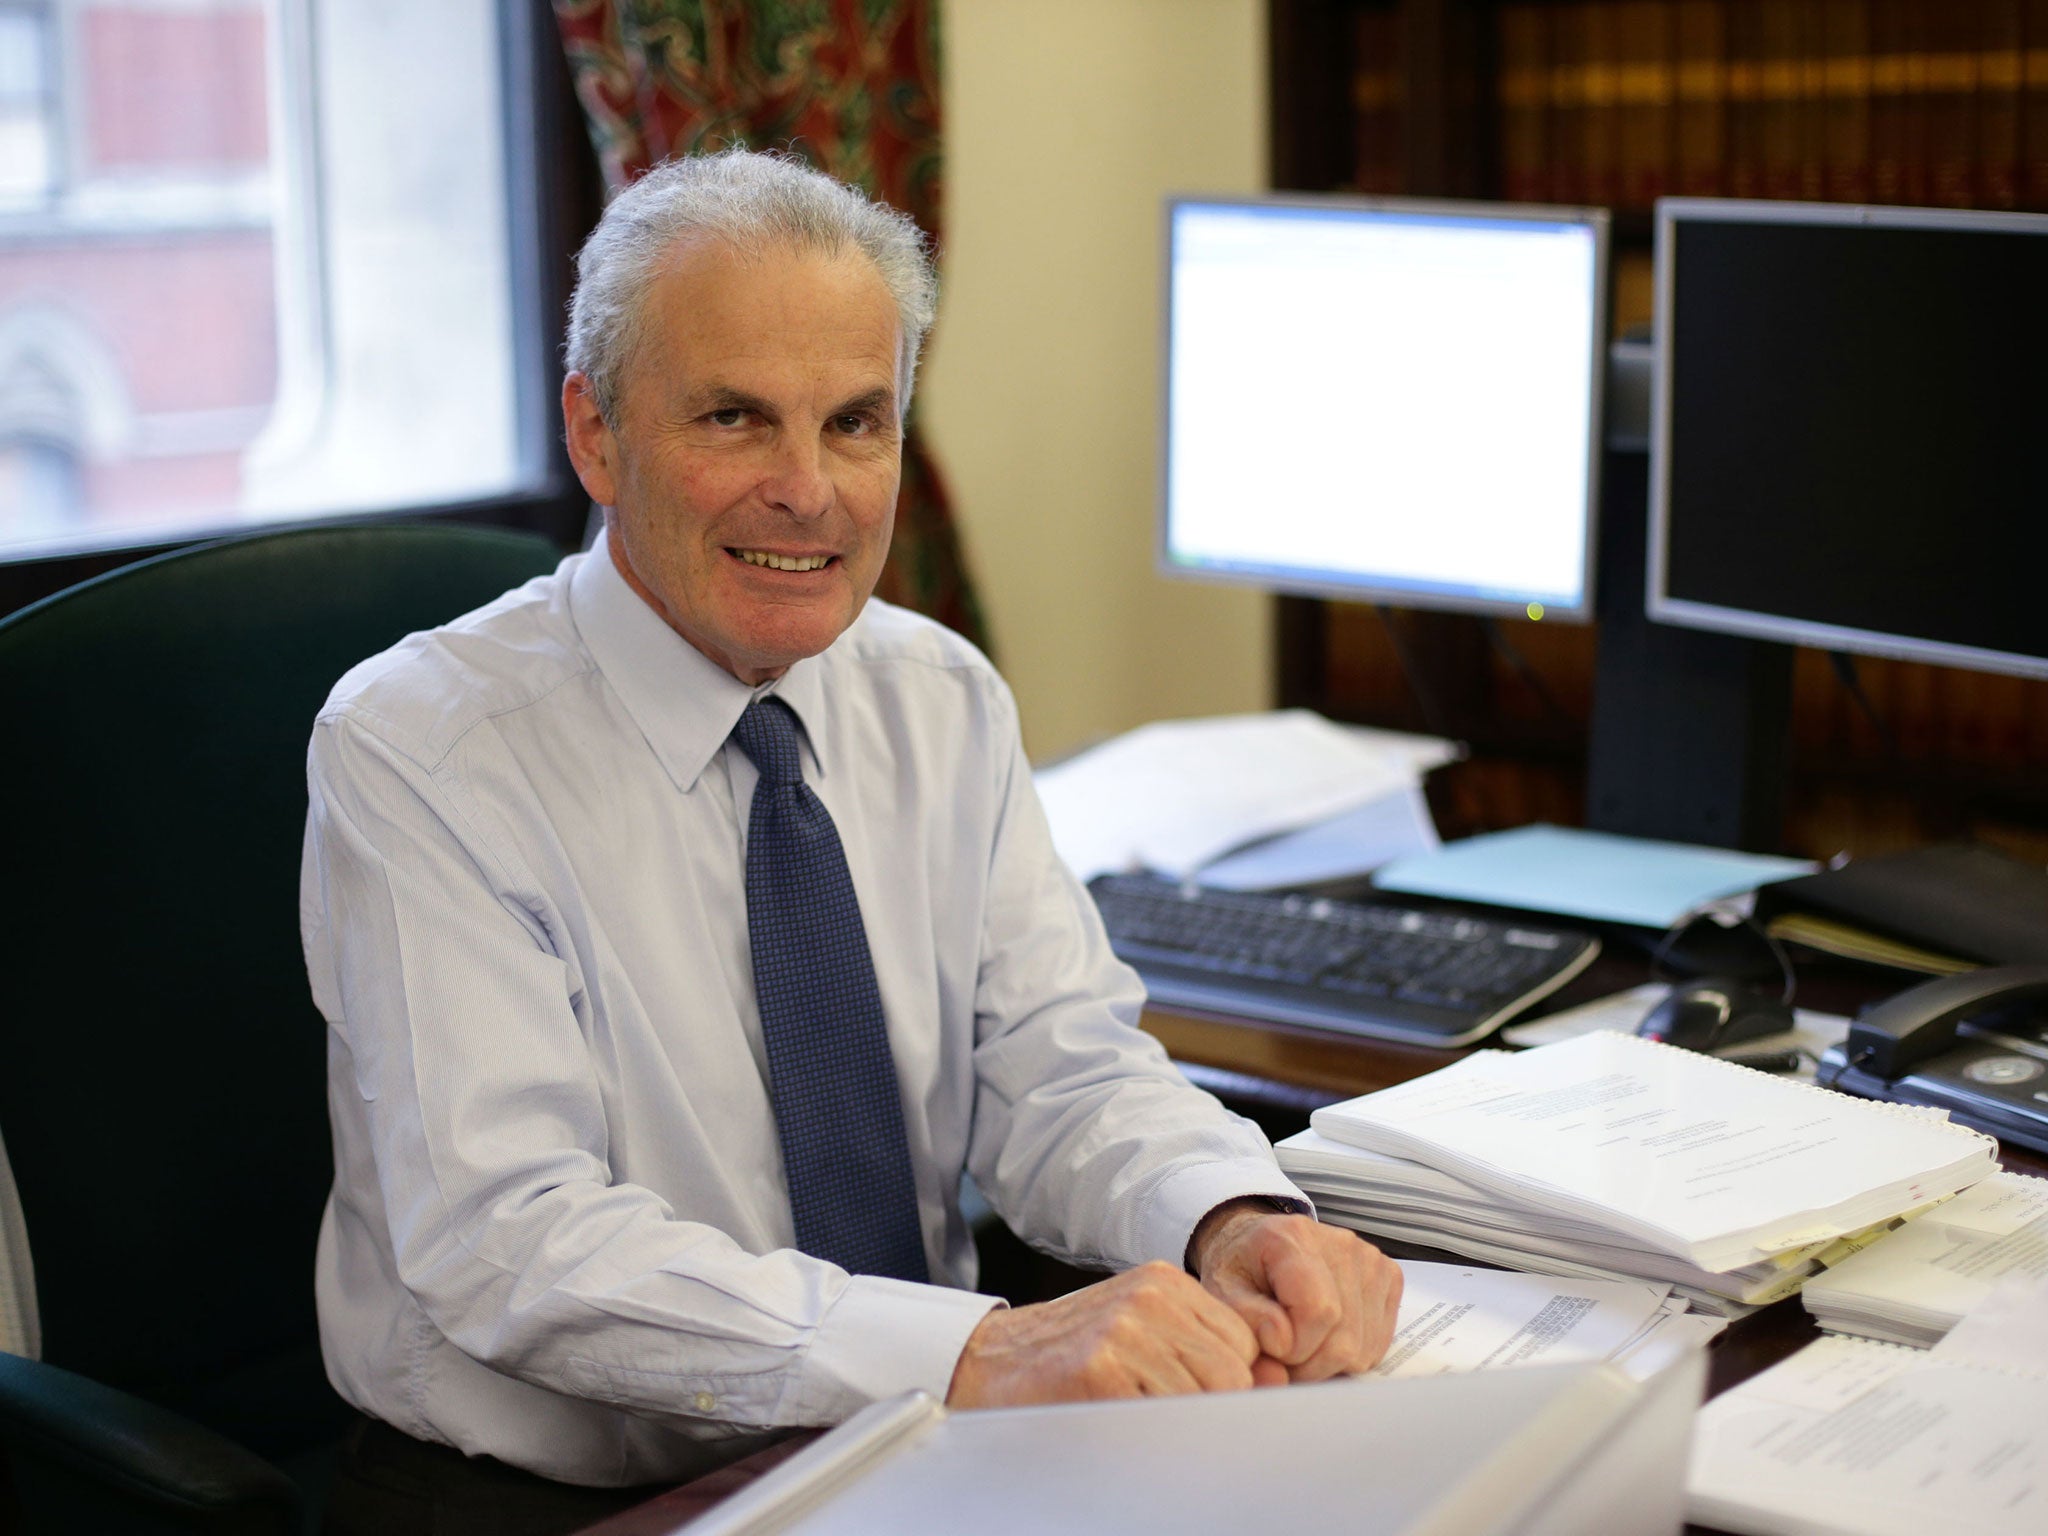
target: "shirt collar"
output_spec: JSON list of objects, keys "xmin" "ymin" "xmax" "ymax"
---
[{"xmin": 570, "ymin": 527, "xmax": 835, "ymax": 792}]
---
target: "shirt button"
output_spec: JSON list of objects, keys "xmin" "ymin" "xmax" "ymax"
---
[{"xmin": 693, "ymin": 1391, "xmax": 717, "ymax": 1413}]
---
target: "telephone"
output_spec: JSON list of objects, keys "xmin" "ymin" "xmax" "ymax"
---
[{"xmin": 1818, "ymin": 965, "xmax": 2048, "ymax": 1155}]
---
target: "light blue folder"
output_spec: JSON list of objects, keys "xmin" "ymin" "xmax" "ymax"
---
[{"xmin": 1372, "ymin": 823, "xmax": 1815, "ymax": 929}]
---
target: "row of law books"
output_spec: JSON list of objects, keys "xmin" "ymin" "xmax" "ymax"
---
[
  {"xmin": 1277, "ymin": 1029, "xmax": 1998, "ymax": 1317},
  {"xmin": 1349, "ymin": 1, "xmax": 2048, "ymax": 213}
]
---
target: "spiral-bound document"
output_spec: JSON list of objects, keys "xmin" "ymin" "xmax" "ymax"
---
[
  {"xmin": 1307, "ymin": 1031, "xmax": 1998, "ymax": 1275},
  {"xmin": 1802, "ymin": 1172, "xmax": 2048, "ymax": 1347},
  {"xmin": 1686, "ymin": 1334, "xmax": 2048, "ymax": 1536}
]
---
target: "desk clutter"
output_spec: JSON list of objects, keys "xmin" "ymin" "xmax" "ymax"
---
[{"xmin": 1270, "ymin": 1030, "xmax": 2048, "ymax": 1534}]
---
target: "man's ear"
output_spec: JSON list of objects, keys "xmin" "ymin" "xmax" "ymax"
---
[{"xmin": 562, "ymin": 372, "xmax": 620, "ymax": 508}]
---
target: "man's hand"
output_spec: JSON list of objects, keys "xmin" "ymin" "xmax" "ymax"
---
[
  {"xmin": 1189, "ymin": 1201, "xmax": 1402, "ymax": 1383},
  {"xmin": 946, "ymin": 1262, "xmax": 1263, "ymax": 1408}
]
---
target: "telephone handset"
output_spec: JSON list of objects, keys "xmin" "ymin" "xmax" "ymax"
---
[{"xmin": 1820, "ymin": 964, "xmax": 2048, "ymax": 1155}]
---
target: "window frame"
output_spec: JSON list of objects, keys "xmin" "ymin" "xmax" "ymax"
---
[{"xmin": 0, "ymin": 0, "xmax": 597, "ymax": 617}]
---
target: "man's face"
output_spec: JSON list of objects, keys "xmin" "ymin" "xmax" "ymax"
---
[{"xmin": 563, "ymin": 238, "xmax": 903, "ymax": 684}]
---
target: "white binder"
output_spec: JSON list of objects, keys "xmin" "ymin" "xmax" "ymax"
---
[{"xmin": 676, "ymin": 1354, "xmax": 1704, "ymax": 1536}]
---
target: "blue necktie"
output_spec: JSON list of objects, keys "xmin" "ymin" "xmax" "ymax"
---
[{"xmin": 730, "ymin": 697, "xmax": 930, "ymax": 1283}]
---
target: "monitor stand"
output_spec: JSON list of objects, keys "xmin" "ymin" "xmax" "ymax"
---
[{"xmin": 1585, "ymin": 443, "xmax": 1793, "ymax": 853}]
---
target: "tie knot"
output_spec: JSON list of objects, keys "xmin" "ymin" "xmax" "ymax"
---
[{"xmin": 729, "ymin": 697, "xmax": 805, "ymax": 785}]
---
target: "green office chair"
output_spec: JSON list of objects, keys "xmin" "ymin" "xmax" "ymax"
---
[{"xmin": 0, "ymin": 522, "xmax": 564, "ymax": 1535}]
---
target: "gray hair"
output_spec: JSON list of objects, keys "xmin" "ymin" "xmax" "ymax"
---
[{"xmin": 564, "ymin": 147, "xmax": 938, "ymax": 424}]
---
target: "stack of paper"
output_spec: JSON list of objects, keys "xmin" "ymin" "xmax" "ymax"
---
[
  {"xmin": 1801, "ymin": 1171, "xmax": 2048, "ymax": 1346},
  {"xmin": 1279, "ymin": 1031, "xmax": 1998, "ymax": 1316},
  {"xmin": 1685, "ymin": 1333, "xmax": 2048, "ymax": 1536},
  {"xmin": 1032, "ymin": 710, "xmax": 1456, "ymax": 886},
  {"xmin": 1282, "ymin": 1129, "xmax": 1816, "ymax": 1315},
  {"xmin": 1383, "ymin": 1260, "xmax": 1722, "ymax": 1382}
]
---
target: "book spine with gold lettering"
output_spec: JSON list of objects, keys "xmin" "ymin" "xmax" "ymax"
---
[
  {"xmin": 2024, "ymin": 0, "xmax": 2048, "ymax": 206},
  {"xmin": 1899, "ymin": 3, "xmax": 1932, "ymax": 205},
  {"xmin": 1675, "ymin": 0, "xmax": 1731, "ymax": 195},
  {"xmin": 1499, "ymin": 4, "xmax": 1552, "ymax": 203},
  {"xmin": 1352, "ymin": 8, "xmax": 1404, "ymax": 196},
  {"xmin": 1548, "ymin": 3, "xmax": 1588, "ymax": 202},
  {"xmin": 1618, "ymin": 1, "xmax": 1678, "ymax": 207},
  {"xmin": 1822, "ymin": 0, "xmax": 1874, "ymax": 203},
  {"xmin": 1924, "ymin": 3, "xmax": 1983, "ymax": 207},
  {"xmin": 1792, "ymin": 1, "xmax": 1828, "ymax": 198},
  {"xmin": 1758, "ymin": 0, "xmax": 1804, "ymax": 199},
  {"xmin": 1869, "ymin": 0, "xmax": 1910, "ymax": 201},
  {"xmin": 1581, "ymin": 3, "xmax": 1623, "ymax": 205},
  {"xmin": 1727, "ymin": 0, "xmax": 1768, "ymax": 196},
  {"xmin": 1980, "ymin": 0, "xmax": 2024, "ymax": 207}
]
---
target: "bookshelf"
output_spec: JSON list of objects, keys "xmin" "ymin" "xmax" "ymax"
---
[{"xmin": 1267, "ymin": 0, "xmax": 2048, "ymax": 865}]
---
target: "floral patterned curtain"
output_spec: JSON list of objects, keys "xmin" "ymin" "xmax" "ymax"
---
[{"xmin": 551, "ymin": 0, "xmax": 989, "ymax": 653}]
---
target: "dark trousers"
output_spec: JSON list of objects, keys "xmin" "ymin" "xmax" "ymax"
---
[{"xmin": 323, "ymin": 1412, "xmax": 672, "ymax": 1536}]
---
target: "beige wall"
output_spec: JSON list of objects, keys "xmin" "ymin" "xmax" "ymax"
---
[{"xmin": 920, "ymin": 0, "xmax": 1271, "ymax": 764}]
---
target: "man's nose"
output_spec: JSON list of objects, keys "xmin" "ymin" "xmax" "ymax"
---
[{"xmin": 761, "ymin": 431, "xmax": 833, "ymax": 519}]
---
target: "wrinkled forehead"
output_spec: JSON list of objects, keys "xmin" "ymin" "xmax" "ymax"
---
[{"xmin": 632, "ymin": 233, "xmax": 908, "ymax": 396}]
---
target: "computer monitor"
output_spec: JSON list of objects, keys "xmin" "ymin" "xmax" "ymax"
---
[
  {"xmin": 1649, "ymin": 199, "xmax": 2048, "ymax": 681},
  {"xmin": 1160, "ymin": 195, "xmax": 1610, "ymax": 623}
]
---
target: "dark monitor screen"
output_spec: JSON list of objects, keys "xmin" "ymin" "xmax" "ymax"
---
[
  {"xmin": 1161, "ymin": 195, "xmax": 1609, "ymax": 623},
  {"xmin": 1649, "ymin": 200, "xmax": 2048, "ymax": 680}
]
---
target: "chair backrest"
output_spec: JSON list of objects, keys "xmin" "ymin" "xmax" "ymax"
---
[{"xmin": 0, "ymin": 521, "xmax": 563, "ymax": 1461}]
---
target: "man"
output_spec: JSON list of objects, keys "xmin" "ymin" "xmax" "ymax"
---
[{"xmin": 303, "ymin": 148, "xmax": 1400, "ymax": 1533}]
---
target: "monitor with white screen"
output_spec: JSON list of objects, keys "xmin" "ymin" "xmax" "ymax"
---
[
  {"xmin": 1160, "ymin": 195, "xmax": 1610, "ymax": 622},
  {"xmin": 1649, "ymin": 199, "xmax": 2048, "ymax": 681}
]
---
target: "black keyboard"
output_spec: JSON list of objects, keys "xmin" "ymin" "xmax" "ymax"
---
[{"xmin": 1089, "ymin": 873, "xmax": 1599, "ymax": 1047}]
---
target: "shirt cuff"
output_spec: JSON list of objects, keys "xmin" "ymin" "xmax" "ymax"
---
[
  {"xmin": 1129, "ymin": 1156, "xmax": 1316, "ymax": 1272},
  {"xmin": 787, "ymin": 1276, "xmax": 1005, "ymax": 1425}
]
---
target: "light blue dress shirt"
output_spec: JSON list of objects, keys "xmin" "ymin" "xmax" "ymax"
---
[{"xmin": 301, "ymin": 533, "xmax": 1307, "ymax": 1486}]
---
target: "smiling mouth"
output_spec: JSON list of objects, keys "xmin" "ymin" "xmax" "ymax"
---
[{"xmin": 732, "ymin": 548, "xmax": 833, "ymax": 573}]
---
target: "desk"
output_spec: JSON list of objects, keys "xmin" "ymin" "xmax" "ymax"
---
[{"xmin": 580, "ymin": 968, "xmax": 2048, "ymax": 1536}]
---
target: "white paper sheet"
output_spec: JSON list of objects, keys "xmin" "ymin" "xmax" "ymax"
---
[
  {"xmin": 1377, "ymin": 1260, "xmax": 1676, "ymax": 1378},
  {"xmin": 1032, "ymin": 711, "xmax": 1455, "ymax": 882},
  {"xmin": 1687, "ymin": 1335, "xmax": 2048, "ymax": 1536},
  {"xmin": 1932, "ymin": 1269, "xmax": 2048, "ymax": 1374},
  {"xmin": 1195, "ymin": 783, "xmax": 1440, "ymax": 891}
]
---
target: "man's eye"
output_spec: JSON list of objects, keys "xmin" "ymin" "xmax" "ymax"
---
[
  {"xmin": 832, "ymin": 414, "xmax": 872, "ymax": 436},
  {"xmin": 708, "ymin": 408, "xmax": 748, "ymax": 427}
]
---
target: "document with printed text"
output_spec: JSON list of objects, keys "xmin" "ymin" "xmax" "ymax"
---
[
  {"xmin": 1379, "ymin": 1260, "xmax": 1717, "ymax": 1381},
  {"xmin": 1687, "ymin": 1334, "xmax": 2048, "ymax": 1536},
  {"xmin": 1311, "ymin": 1032, "xmax": 1997, "ymax": 1272},
  {"xmin": 1804, "ymin": 1172, "xmax": 2048, "ymax": 1347}
]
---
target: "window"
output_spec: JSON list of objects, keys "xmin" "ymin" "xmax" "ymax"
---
[
  {"xmin": 0, "ymin": 4, "xmax": 56, "ymax": 204},
  {"xmin": 0, "ymin": 0, "xmax": 559, "ymax": 562}
]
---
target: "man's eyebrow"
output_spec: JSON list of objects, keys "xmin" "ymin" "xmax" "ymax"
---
[
  {"xmin": 832, "ymin": 386, "xmax": 898, "ymax": 419},
  {"xmin": 682, "ymin": 384, "xmax": 776, "ymax": 416}
]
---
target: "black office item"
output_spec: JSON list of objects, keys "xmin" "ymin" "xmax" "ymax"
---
[
  {"xmin": 0, "ymin": 523, "xmax": 563, "ymax": 1533},
  {"xmin": 1818, "ymin": 965, "xmax": 2048, "ymax": 1156},
  {"xmin": 1159, "ymin": 194, "xmax": 1609, "ymax": 623},
  {"xmin": 1754, "ymin": 842, "xmax": 2048, "ymax": 969},
  {"xmin": 1089, "ymin": 873, "xmax": 1598, "ymax": 1047},
  {"xmin": 1649, "ymin": 200, "xmax": 2048, "ymax": 679},
  {"xmin": 1637, "ymin": 978, "xmax": 1796, "ymax": 1055},
  {"xmin": 1592, "ymin": 199, "xmax": 2048, "ymax": 852}
]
